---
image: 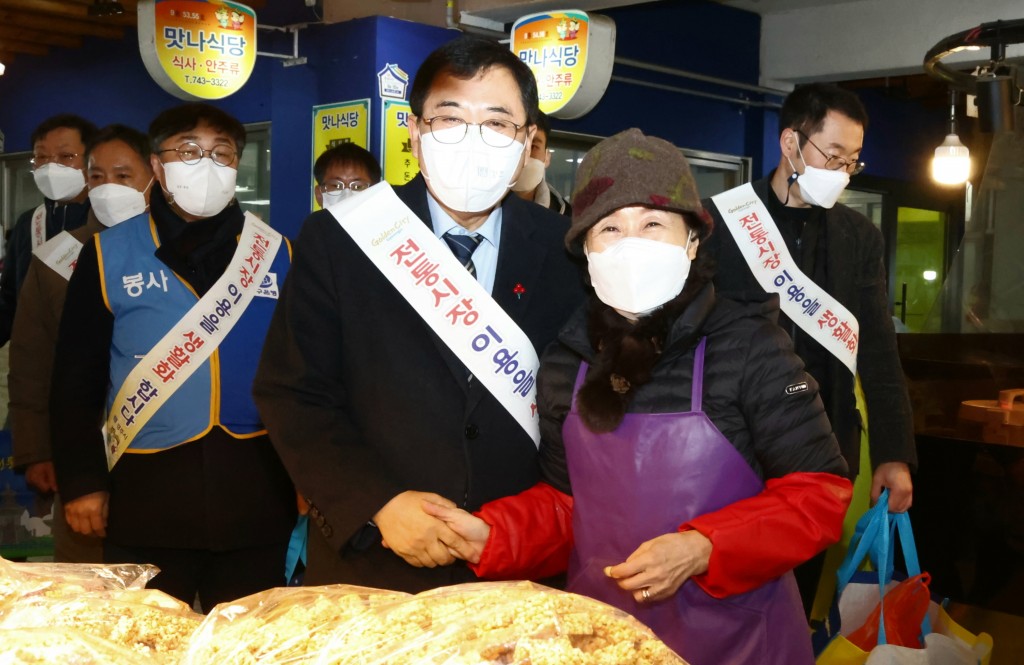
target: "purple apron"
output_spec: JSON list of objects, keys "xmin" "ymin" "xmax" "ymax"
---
[{"xmin": 563, "ymin": 338, "xmax": 812, "ymax": 665}]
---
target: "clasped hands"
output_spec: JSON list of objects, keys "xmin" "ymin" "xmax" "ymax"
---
[
  {"xmin": 374, "ymin": 491, "xmax": 476, "ymax": 568},
  {"xmin": 421, "ymin": 501, "xmax": 713, "ymax": 604}
]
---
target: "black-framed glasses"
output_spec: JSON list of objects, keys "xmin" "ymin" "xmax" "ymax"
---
[
  {"xmin": 795, "ymin": 130, "xmax": 865, "ymax": 175},
  {"xmin": 157, "ymin": 141, "xmax": 237, "ymax": 167},
  {"xmin": 319, "ymin": 179, "xmax": 371, "ymax": 193},
  {"xmin": 423, "ymin": 116, "xmax": 525, "ymax": 148},
  {"xmin": 29, "ymin": 152, "xmax": 80, "ymax": 170}
]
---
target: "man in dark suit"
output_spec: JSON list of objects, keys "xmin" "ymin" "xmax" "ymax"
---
[
  {"xmin": 252, "ymin": 35, "xmax": 584, "ymax": 593},
  {"xmin": 702, "ymin": 83, "xmax": 916, "ymax": 612}
]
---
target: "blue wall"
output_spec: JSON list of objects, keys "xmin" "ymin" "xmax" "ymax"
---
[{"xmin": 0, "ymin": 1, "xmax": 947, "ymax": 236}]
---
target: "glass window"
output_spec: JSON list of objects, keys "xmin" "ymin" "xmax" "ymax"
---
[
  {"xmin": 1, "ymin": 153, "xmax": 44, "ymax": 257},
  {"xmin": 839, "ymin": 188, "xmax": 883, "ymax": 229},
  {"xmin": 545, "ymin": 131, "xmax": 750, "ymax": 204},
  {"xmin": 892, "ymin": 206, "xmax": 947, "ymax": 332},
  {"xmin": 235, "ymin": 122, "xmax": 271, "ymax": 223}
]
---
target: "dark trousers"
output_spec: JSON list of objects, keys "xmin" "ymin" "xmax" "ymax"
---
[
  {"xmin": 103, "ymin": 541, "xmax": 289, "ymax": 613},
  {"xmin": 794, "ymin": 549, "xmax": 828, "ymax": 618}
]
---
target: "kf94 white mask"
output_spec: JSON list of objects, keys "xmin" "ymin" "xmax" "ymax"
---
[
  {"xmin": 787, "ymin": 151, "xmax": 850, "ymax": 209},
  {"xmin": 586, "ymin": 236, "xmax": 693, "ymax": 317},
  {"xmin": 162, "ymin": 159, "xmax": 237, "ymax": 218},
  {"xmin": 88, "ymin": 179, "xmax": 153, "ymax": 227},
  {"xmin": 33, "ymin": 163, "xmax": 86, "ymax": 202},
  {"xmin": 419, "ymin": 125, "xmax": 525, "ymax": 213}
]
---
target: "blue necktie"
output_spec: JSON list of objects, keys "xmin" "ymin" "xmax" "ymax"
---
[{"xmin": 443, "ymin": 231, "xmax": 483, "ymax": 279}]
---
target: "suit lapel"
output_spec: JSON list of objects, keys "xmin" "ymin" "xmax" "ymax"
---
[{"xmin": 493, "ymin": 195, "xmax": 547, "ymax": 320}]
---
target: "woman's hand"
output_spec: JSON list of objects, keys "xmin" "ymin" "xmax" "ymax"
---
[
  {"xmin": 604, "ymin": 531, "xmax": 712, "ymax": 603},
  {"xmin": 420, "ymin": 500, "xmax": 491, "ymax": 564}
]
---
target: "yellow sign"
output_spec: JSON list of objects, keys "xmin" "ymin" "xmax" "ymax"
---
[
  {"xmin": 382, "ymin": 100, "xmax": 419, "ymax": 186},
  {"xmin": 511, "ymin": 10, "xmax": 615, "ymax": 119},
  {"xmin": 311, "ymin": 99, "xmax": 370, "ymax": 210},
  {"xmin": 138, "ymin": 0, "xmax": 257, "ymax": 101}
]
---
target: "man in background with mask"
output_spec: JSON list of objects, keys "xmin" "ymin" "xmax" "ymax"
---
[
  {"xmin": 313, "ymin": 142, "xmax": 382, "ymax": 210},
  {"xmin": 253, "ymin": 35, "xmax": 584, "ymax": 592},
  {"xmin": 50, "ymin": 103, "xmax": 296, "ymax": 610},
  {"xmin": 0, "ymin": 115, "xmax": 98, "ymax": 345},
  {"xmin": 703, "ymin": 83, "xmax": 916, "ymax": 613},
  {"xmin": 10, "ymin": 124, "xmax": 154, "ymax": 564},
  {"xmin": 512, "ymin": 111, "xmax": 571, "ymax": 217}
]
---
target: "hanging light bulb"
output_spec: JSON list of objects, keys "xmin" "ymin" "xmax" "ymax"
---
[
  {"xmin": 932, "ymin": 133, "xmax": 971, "ymax": 185},
  {"xmin": 931, "ymin": 89, "xmax": 970, "ymax": 186}
]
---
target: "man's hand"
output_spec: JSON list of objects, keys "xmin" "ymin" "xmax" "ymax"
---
[
  {"xmin": 25, "ymin": 462, "xmax": 58, "ymax": 494},
  {"xmin": 374, "ymin": 491, "xmax": 469, "ymax": 568},
  {"xmin": 64, "ymin": 491, "xmax": 109, "ymax": 537},
  {"xmin": 872, "ymin": 461, "xmax": 913, "ymax": 512},
  {"xmin": 604, "ymin": 531, "xmax": 712, "ymax": 604},
  {"xmin": 420, "ymin": 500, "xmax": 490, "ymax": 564}
]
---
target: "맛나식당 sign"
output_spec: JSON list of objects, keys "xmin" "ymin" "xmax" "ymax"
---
[
  {"xmin": 138, "ymin": 0, "xmax": 257, "ymax": 101},
  {"xmin": 511, "ymin": 10, "xmax": 615, "ymax": 119}
]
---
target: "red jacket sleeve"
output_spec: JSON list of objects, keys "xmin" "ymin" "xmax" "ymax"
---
[
  {"xmin": 682, "ymin": 471, "xmax": 852, "ymax": 598},
  {"xmin": 468, "ymin": 482, "xmax": 574, "ymax": 581}
]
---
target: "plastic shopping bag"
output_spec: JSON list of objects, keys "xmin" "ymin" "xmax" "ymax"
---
[{"xmin": 813, "ymin": 490, "xmax": 993, "ymax": 665}]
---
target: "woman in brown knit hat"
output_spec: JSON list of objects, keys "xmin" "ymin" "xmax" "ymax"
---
[{"xmin": 426, "ymin": 129, "xmax": 853, "ymax": 664}]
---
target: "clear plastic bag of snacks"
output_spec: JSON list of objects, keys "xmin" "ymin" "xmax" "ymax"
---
[
  {"xmin": 315, "ymin": 581, "xmax": 687, "ymax": 665},
  {"xmin": 183, "ymin": 584, "xmax": 410, "ymax": 664},
  {"xmin": 0, "ymin": 627, "xmax": 153, "ymax": 665},
  {"xmin": 0, "ymin": 555, "xmax": 159, "ymax": 607},
  {"xmin": 0, "ymin": 591, "xmax": 202, "ymax": 663}
]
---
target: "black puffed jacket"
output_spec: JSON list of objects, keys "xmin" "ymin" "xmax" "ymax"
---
[{"xmin": 536, "ymin": 284, "xmax": 849, "ymax": 494}]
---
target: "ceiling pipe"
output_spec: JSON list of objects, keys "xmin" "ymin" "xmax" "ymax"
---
[{"xmin": 923, "ymin": 18, "xmax": 1024, "ymax": 94}]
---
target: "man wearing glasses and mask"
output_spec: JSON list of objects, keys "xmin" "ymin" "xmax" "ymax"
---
[
  {"xmin": 313, "ymin": 142, "xmax": 382, "ymax": 210},
  {"xmin": 50, "ymin": 103, "xmax": 296, "ymax": 611},
  {"xmin": 254, "ymin": 35, "xmax": 583, "ymax": 592},
  {"xmin": 704, "ymin": 83, "xmax": 916, "ymax": 613},
  {"xmin": 0, "ymin": 115, "xmax": 98, "ymax": 345}
]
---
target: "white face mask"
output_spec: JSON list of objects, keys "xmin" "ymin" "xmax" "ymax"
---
[
  {"xmin": 586, "ymin": 236, "xmax": 693, "ymax": 317},
  {"xmin": 89, "ymin": 179, "xmax": 153, "ymax": 227},
  {"xmin": 511, "ymin": 157, "xmax": 546, "ymax": 193},
  {"xmin": 419, "ymin": 125, "xmax": 525, "ymax": 213},
  {"xmin": 322, "ymin": 188, "xmax": 360, "ymax": 208},
  {"xmin": 33, "ymin": 163, "xmax": 86, "ymax": 202},
  {"xmin": 162, "ymin": 159, "xmax": 237, "ymax": 218},
  {"xmin": 787, "ymin": 147, "xmax": 850, "ymax": 209}
]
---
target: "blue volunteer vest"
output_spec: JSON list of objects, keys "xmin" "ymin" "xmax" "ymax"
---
[{"xmin": 97, "ymin": 215, "xmax": 290, "ymax": 453}]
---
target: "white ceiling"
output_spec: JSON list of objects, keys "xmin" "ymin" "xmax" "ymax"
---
[{"xmin": 713, "ymin": 0, "xmax": 864, "ymax": 14}]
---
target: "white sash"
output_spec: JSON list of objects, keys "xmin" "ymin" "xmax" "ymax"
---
[
  {"xmin": 328, "ymin": 183, "xmax": 541, "ymax": 447},
  {"xmin": 104, "ymin": 213, "xmax": 282, "ymax": 469},
  {"xmin": 711, "ymin": 183, "xmax": 858, "ymax": 375},
  {"xmin": 30, "ymin": 204, "xmax": 46, "ymax": 250},
  {"xmin": 32, "ymin": 230, "xmax": 83, "ymax": 282}
]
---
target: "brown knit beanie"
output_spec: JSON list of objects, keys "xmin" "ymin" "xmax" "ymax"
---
[{"xmin": 566, "ymin": 128, "xmax": 711, "ymax": 254}]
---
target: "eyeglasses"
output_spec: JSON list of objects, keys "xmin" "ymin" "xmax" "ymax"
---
[
  {"xmin": 319, "ymin": 179, "xmax": 371, "ymax": 193},
  {"xmin": 30, "ymin": 152, "xmax": 80, "ymax": 170},
  {"xmin": 422, "ymin": 116, "xmax": 524, "ymax": 148},
  {"xmin": 157, "ymin": 141, "xmax": 237, "ymax": 167},
  {"xmin": 795, "ymin": 130, "xmax": 865, "ymax": 175}
]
